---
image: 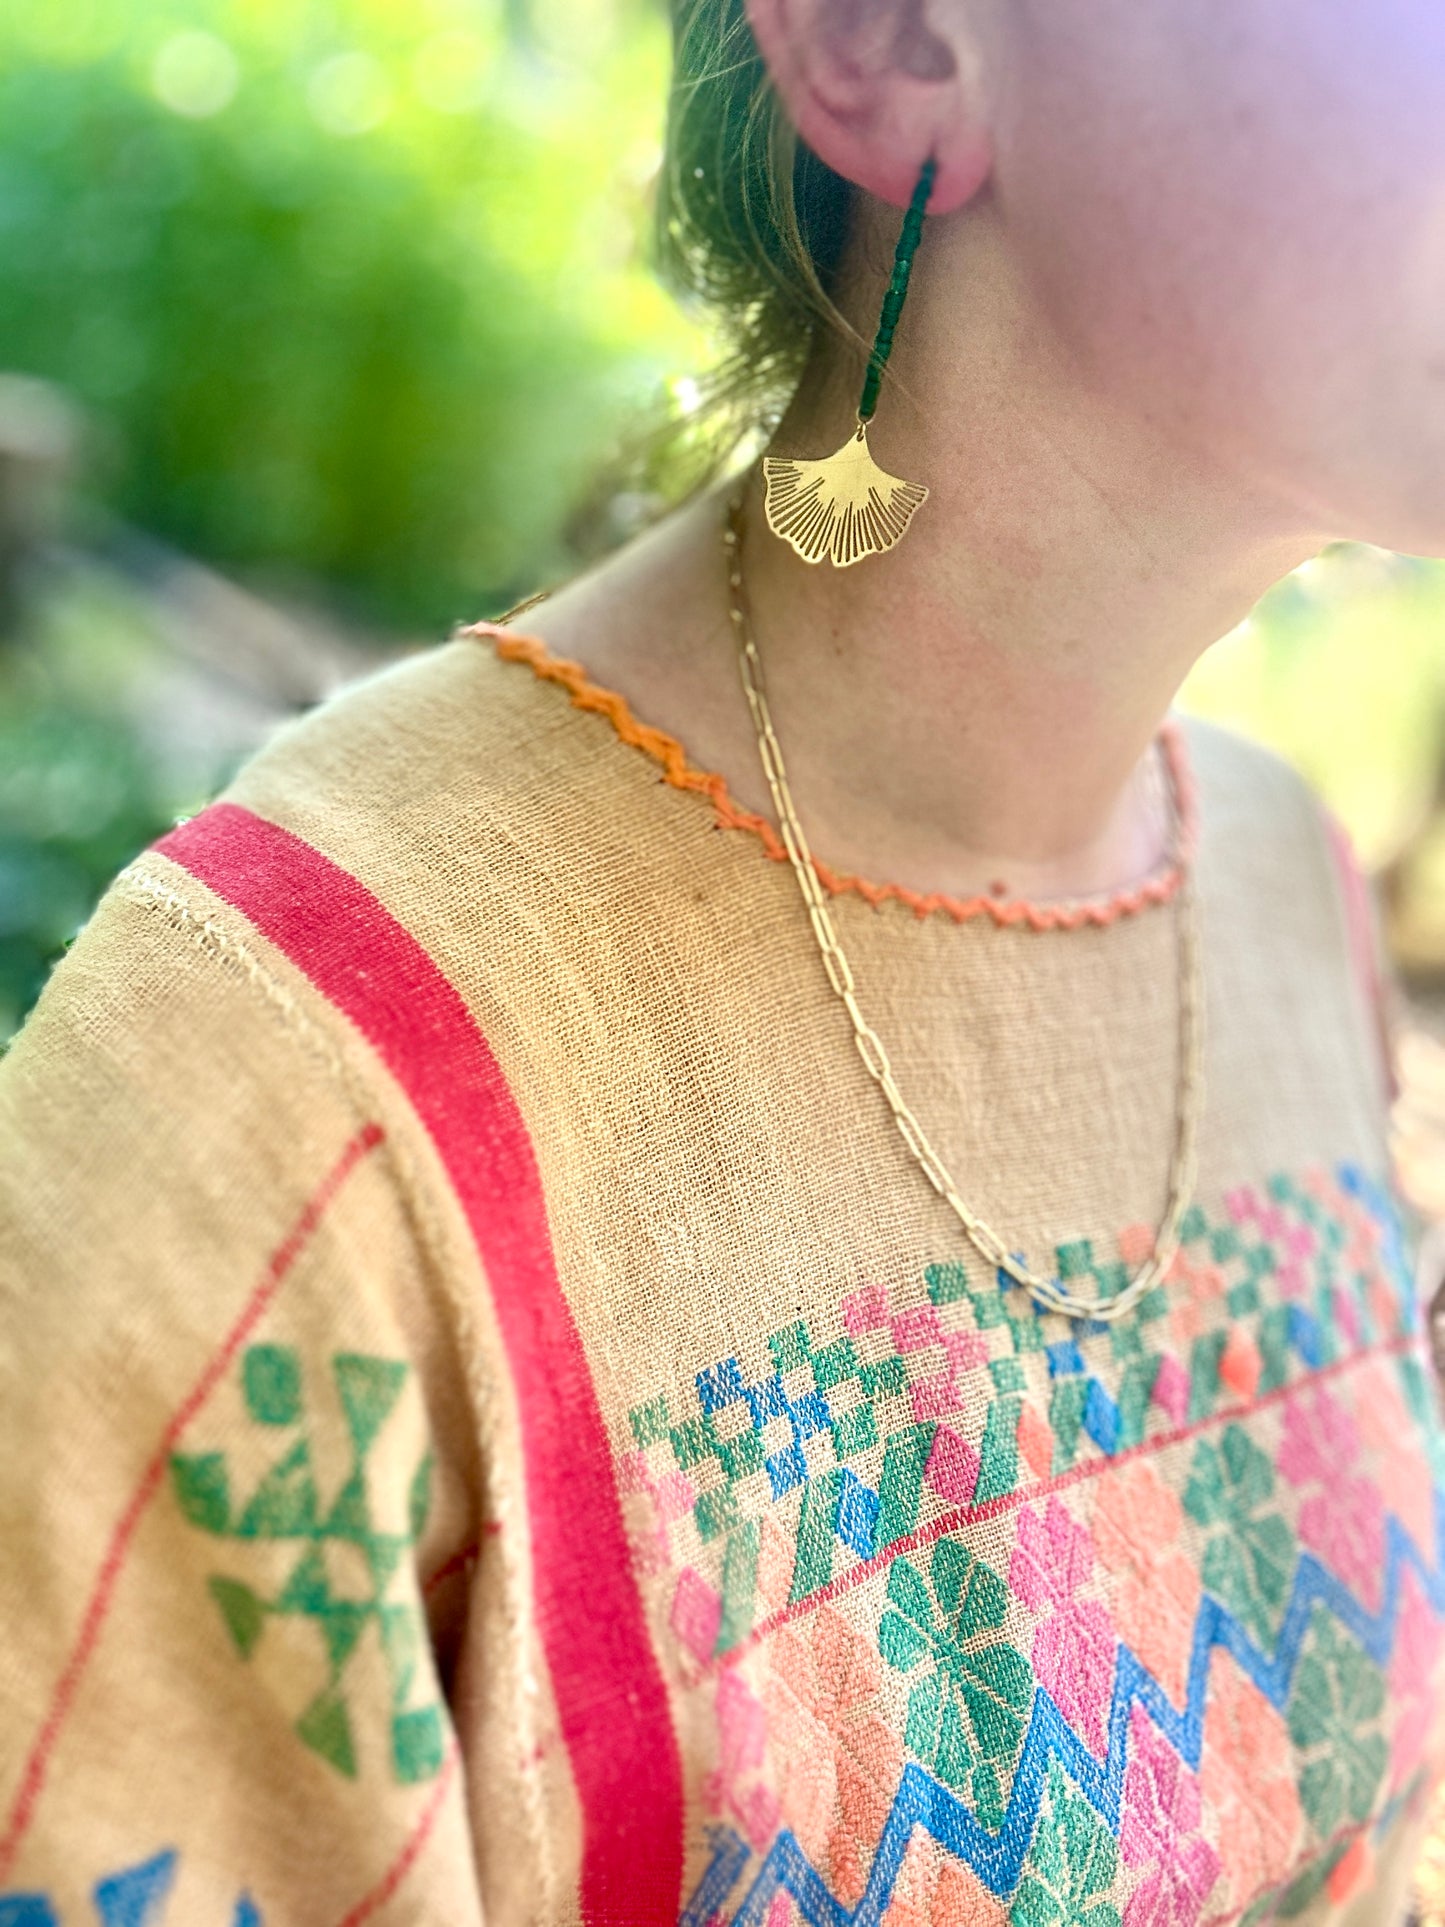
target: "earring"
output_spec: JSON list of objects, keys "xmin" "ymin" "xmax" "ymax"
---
[{"xmin": 763, "ymin": 153, "xmax": 936, "ymax": 568}]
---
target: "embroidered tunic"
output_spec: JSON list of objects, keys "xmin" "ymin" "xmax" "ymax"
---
[{"xmin": 1, "ymin": 623, "xmax": 1441, "ymax": 1926}]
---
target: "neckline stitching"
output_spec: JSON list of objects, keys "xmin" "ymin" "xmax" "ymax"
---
[{"xmin": 462, "ymin": 621, "xmax": 1200, "ymax": 934}]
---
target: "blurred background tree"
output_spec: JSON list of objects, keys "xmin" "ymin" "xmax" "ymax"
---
[{"xmin": 3, "ymin": 0, "xmax": 1445, "ymax": 1086}]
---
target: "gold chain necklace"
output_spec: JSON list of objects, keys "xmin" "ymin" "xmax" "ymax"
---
[{"xmin": 724, "ymin": 487, "xmax": 1206, "ymax": 1324}]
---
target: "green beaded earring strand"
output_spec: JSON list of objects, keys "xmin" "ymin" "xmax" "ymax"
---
[{"xmin": 763, "ymin": 153, "xmax": 936, "ymax": 567}]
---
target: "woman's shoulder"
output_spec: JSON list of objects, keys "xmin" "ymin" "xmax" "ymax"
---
[
  {"xmin": 1175, "ymin": 706, "xmax": 1357, "ymax": 908},
  {"xmin": 224, "ymin": 628, "xmax": 596, "ymax": 852}
]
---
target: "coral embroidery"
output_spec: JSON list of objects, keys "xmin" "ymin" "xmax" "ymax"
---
[
  {"xmin": 475, "ymin": 624, "xmax": 1199, "ymax": 933},
  {"xmin": 1198, "ymin": 1666, "xmax": 1303, "ymax": 1916},
  {"xmin": 661, "ymin": 1164, "xmax": 1442, "ymax": 1926},
  {"xmin": 766, "ymin": 1607, "xmax": 905, "ymax": 1906},
  {"xmin": 1091, "ymin": 1463, "xmax": 1201, "ymax": 1712}
]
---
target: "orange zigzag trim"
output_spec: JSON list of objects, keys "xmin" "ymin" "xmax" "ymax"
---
[{"xmin": 464, "ymin": 621, "xmax": 1200, "ymax": 933}]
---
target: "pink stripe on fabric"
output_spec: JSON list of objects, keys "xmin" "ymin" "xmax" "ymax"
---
[{"xmin": 156, "ymin": 803, "xmax": 684, "ymax": 1923}]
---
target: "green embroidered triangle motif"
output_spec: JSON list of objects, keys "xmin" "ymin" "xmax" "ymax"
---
[
  {"xmin": 237, "ymin": 1438, "xmax": 319, "ymax": 1539},
  {"xmin": 276, "ymin": 1545, "xmax": 331, "ymax": 1614},
  {"xmin": 296, "ymin": 1685, "xmax": 357, "ymax": 1778},
  {"xmin": 320, "ymin": 1602, "xmax": 372, "ymax": 1673},
  {"xmin": 208, "ymin": 1576, "xmax": 266, "ymax": 1659},
  {"xmin": 325, "ymin": 1467, "xmax": 372, "ymax": 1545},
  {"xmin": 170, "ymin": 1453, "xmax": 230, "ymax": 1534},
  {"xmin": 334, "ymin": 1354, "xmax": 408, "ymax": 1457}
]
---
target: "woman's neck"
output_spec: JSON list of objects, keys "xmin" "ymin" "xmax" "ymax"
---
[{"xmin": 518, "ymin": 198, "xmax": 1326, "ymax": 907}]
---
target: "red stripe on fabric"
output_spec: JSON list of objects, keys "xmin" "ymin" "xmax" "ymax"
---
[
  {"xmin": 155, "ymin": 802, "xmax": 684, "ymax": 1923},
  {"xmin": 332, "ymin": 1741, "xmax": 461, "ymax": 1927},
  {"xmin": 0, "ymin": 1121, "xmax": 383, "ymax": 1883}
]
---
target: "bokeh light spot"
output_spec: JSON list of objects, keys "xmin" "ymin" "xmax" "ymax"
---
[
  {"xmin": 307, "ymin": 52, "xmax": 393, "ymax": 138},
  {"xmin": 151, "ymin": 31, "xmax": 240, "ymax": 119}
]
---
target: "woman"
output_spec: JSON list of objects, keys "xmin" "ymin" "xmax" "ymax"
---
[{"xmin": 2, "ymin": 1, "xmax": 1443, "ymax": 1921}]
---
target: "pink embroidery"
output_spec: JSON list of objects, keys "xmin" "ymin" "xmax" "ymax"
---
[
  {"xmin": 1276, "ymin": 1384, "xmax": 1361, "ymax": 1486},
  {"xmin": 1092, "ymin": 1462, "xmax": 1201, "ymax": 1708},
  {"xmin": 703, "ymin": 1669, "xmax": 780, "ymax": 1851},
  {"xmin": 672, "ymin": 1569, "xmax": 723, "ymax": 1665},
  {"xmin": 843, "ymin": 1285, "xmax": 890, "ymax": 1336},
  {"xmin": 1302, "ymin": 1474, "xmax": 1386, "ymax": 1606},
  {"xmin": 1355, "ymin": 1359, "xmax": 1438, "ymax": 1553},
  {"xmin": 1151, "ymin": 1354, "xmax": 1190, "ymax": 1428},
  {"xmin": 1121, "ymin": 1711, "xmax": 1220, "ymax": 1926},
  {"xmin": 619, "ymin": 1449, "xmax": 695, "ymax": 1573},
  {"xmin": 911, "ymin": 1328, "xmax": 989, "ymax": 1424},
  {"xmin": 925, "ymin": 1425, "xmax": 981, "ymax": 1507},
  {"xmin": 1276, "ymin": 1386, "xmax": 1385, "ymax": 1605},
  {"xmin": 1199, "ymin": 1664, "xmax": 1304, "ymax": 1911},
  {"xmin": 893, "ymin": 1305, "xmax": 944, "ymax": 1352},
  {"xmin": 1009, "ymin": 1498, "xmax": 1116, "ymax": 1754}
]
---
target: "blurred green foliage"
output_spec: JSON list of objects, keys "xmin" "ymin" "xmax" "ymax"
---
[
  {"xmin": 0, "ymin": 0, "xmax": 703, "ymax": 1041},
  {"xmin": 0, "ymin": 570, "xmax": 200, "ymax": 1039},
  {"xmin": 0, "ymin": 0, "xmax": 698, "ymax": 630}
]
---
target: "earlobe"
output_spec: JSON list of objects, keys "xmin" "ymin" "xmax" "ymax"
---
[{"xmin": 743, "ymin": 0, "xmax": 990, "ymax": 214}]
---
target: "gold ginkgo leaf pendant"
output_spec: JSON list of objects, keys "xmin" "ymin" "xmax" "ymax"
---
[{"xmin": 762, "ymin": 422, "xmax": 929, "ymax": 568}]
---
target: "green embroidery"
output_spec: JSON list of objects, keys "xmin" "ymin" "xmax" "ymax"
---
[
  {"xmin": 1187, "ymin": 1330, "xmax": 1228, "ymax": 1423},
  {"xmin": 974, "ymin": 1397, "xmax": 1021, "ymax": 1502},
  {"xmin": 169, "ymin": 1345, "xmax": 442, "ymax": 1785},
  {"xmin": 878, "ymin": 1537, "xmax": 1033, "ymax": 1830},
  {"xmin": 1183, "ymin": 1423, "xmax": 1296, "ymax": 1649},
  {"xmin": 791, "ymin": 1468, "xmax": 846, "ymax": 1604},
  {"xmin": 1009, "ymin": 1759, "xmax": 1122, "ymax": 1926},
  {"xmin": 875, "ymin": 1422, "xmax": 935, "ymax": 1547},
  {"xmin": 1287, "ymin": 1611, "xmax": 1388, "ymax": 1837},
  {"xmin": 1048, "ymin": 1380, "xmax": 1089, "ymax": 1475},
  {"xmin": 243, "ymin": 1343, "xmax": 303, "ymax": 1425},
  {"xmin": 628, "ymin": 1171, "xmax": 1410, "ymax": 1651}
]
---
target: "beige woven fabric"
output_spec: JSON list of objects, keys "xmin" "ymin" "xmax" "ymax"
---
[{"xmin": 0, "ymin": 630, "xmax": 1441, "ymax": 1925}]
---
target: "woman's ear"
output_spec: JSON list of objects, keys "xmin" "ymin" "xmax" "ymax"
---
[{"xmin": 744, "ymin": 0, "xmax": 991, "ymax": 212}]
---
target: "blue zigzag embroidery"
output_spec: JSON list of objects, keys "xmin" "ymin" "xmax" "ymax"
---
[
  {"xmin": 0, "ymin": 1851, "xmax": 260, "ymax": 1926},
  {"xmin": 682, "ymin": 1489, "xmax": 1445, "ymax": 1925}
]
